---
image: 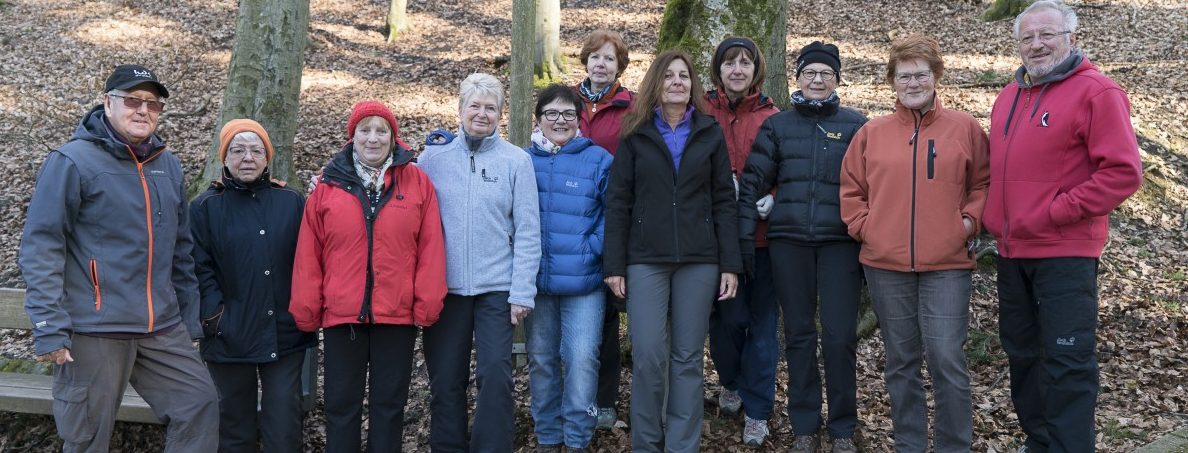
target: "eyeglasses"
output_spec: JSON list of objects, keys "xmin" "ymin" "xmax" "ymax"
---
[
  {"xmin": 799, "ymin": 70, "xmax": 836, "ymax": 82},
  {"xmin": 541, "ymin": 110, "xmax": 578, "ymax": 122},
  {"xmin": 227, "ymin": 148, "xmax": 266, "ymax": 160},
  {"xmin": 1018, "ymin": 30, "xmax": 1071, "ymax": 46},
  {"xmin": 894, "ymin": 71, "xmax": 933, "ymax": 85},
  {"xmin": 108, "ymin": 93, "xmax": 165, "ymax": 113}
]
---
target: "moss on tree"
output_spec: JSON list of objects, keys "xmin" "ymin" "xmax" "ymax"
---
[{"xmin": 982, "ymin": 0, "xmax": 1029, "ymax": 22}]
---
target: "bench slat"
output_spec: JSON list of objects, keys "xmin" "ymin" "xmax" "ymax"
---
[
  {"xmin": 0, "ymin": 372, "xmax": 162, "ymax": 424},
  {"xmin": 0, "ymin": 288, "xmax": 31, "ymax": 330}
]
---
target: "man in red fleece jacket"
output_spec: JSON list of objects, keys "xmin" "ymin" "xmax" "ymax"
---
[{"xmin": 984, "ymin": 1, "xmax": 1143, "ymax": 452}]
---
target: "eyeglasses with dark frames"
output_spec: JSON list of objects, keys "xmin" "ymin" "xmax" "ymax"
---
[
  {"xmin": 799, "ymin": 70, "xmax": 837, "ymax": 82},
  {"xmin": 108, "ymin": 93, "xmax": 165, "ymax": 113},
  {"xmin": 541, "ymin": 110, "xmax": 578, "ymax": 122}
]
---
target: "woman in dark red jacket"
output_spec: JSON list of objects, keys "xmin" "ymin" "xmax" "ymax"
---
[
  {"xmin": 573, "ymin": 29, "xmax": 635, "ymax": 429},
  {"xmin": 290, "ymin": 100, "xmax": 447, "ymax": 453}
]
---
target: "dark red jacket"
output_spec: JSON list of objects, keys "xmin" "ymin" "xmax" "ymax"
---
[
  {"xmin": 984, "ymin": 57, "xmax": 1142, "ymax": 258},
  {"xmin": 575, "ymin": 82, "xmax": 633, "ymax": 155},
  {"xmin": 290, "ymin": 145, "xmax": 447, "ymax": 331},
  {"xmin": 705, "ymin": 89, "xmax": 778, "ymax": 246}
]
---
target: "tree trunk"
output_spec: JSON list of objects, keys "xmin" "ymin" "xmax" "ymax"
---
[
  {"xmin": 509, "ymin": 2, "xmax": 535, "ymax": 152},
  {"xmin": 387, "ymin": 0, "xmax": 411, "ymax": 43},
  {"xmin": 534, "ymin": 0, "xmax": 565, "ymax": 86},
  {"xmin": 657, "ymin": 0, "xmax": 789, "ymax": 105},
  {"xmin": 982, "ymin": 0, "xmax": 1029, "ymax": 21},
  {"xmin": 190, "ymin": 0, "xmax": 309, "ymax": 198}
]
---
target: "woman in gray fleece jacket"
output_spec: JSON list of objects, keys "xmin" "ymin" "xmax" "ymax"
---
[{"xmin": 417, "ymin": 72, "xmax": 542, "ymax": 453}]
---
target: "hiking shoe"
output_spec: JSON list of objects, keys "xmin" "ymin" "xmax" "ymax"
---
[
  {"xmin": 718, "ymin": 387, "xmax": 742, "ymax": 414},
  {"xmin": 742, "ymin": 416, "xmax": 769, "ymax": 446},
  {"xmin": 831, "ymin": 437, "xmax": 857, "ymax": 453},
  {"xmin": 595, "ymin": 407, "xmax": 616, "ymax": 430},
  {"xmin": 790, "ymin": 434, "xmax": 819, "ymax": 453},
  {"xmin": 568, "ymin": 449, "xmax": 589, "ymax": 453},
  {"xmin": 536, "ymin": 444, "xmax": 562, "ymax": 453}
]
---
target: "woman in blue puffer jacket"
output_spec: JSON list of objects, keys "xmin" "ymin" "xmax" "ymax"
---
[{"xmin": 523, "ymin": 84, "xmax": 613, "ymax": 452}]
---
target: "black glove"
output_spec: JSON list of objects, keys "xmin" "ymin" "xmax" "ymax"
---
[{"xmin": 740, "ymin": 240, "xmax": 755, "ymax": 280}]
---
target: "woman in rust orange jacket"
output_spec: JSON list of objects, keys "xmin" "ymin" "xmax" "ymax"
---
[{"xmin": 839, "ymin": 35, "xmax": 989, "ymax": 453}]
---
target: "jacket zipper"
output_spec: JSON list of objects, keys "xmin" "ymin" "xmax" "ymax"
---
[
  {"xmin": 541, "ymin": 156, "xmax": 554, "ymax": 289},
  {"xmin": 909, "ymin": 112, "xmax": 926, "ymax": 272},
  {"xmin": 128, "ymin": 147, "xmax": 156, "ymax": 332},
  {"xmin": 812, "ymin": 122, "xmax": 829, "ymax": 238},
  {"xmin": 89, "ymin": 259, "xmax": 102, "ymax": 311},
  {"xmin": 927, "ymin": 139, "xmax": 936, "ymax": 180},
  {"xmin": 999, "ymin": 86, "xmax": 1033, "ymax": 257}
]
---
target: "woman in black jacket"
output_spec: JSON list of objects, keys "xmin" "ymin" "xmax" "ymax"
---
[
  {"xmin": 190, "ymin": 119, "xmax": 316, "ymax": 453},
  {"xmin": 603, "ymin": 49, "xmax": 741, "ymax": 453},
  {"xmin": 738, "ymin": 41, "xmax": 868, "ymax": 453}
]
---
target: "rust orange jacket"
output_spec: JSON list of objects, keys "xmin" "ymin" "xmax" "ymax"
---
[{"xmin": 840, "ymin": 97, "xmax": 990, "ymax": 272}]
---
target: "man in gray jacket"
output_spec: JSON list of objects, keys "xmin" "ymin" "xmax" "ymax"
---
[{"xmin": 19, "ymin": 64, "xmax": 217, "ymax": 452}]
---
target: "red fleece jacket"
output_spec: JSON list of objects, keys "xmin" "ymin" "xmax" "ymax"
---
[{"xmin": 984, "ymin": 57, "xmax": 1143, "ymax": 259}]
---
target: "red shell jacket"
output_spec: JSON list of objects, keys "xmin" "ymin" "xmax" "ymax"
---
[
  {"xmin": 575, "ymin": 82, "xmax": 633, "ymax": 155},
  {"xmin": 984, "ymin": 57, "xmax": 1142, "ymax": 258},
  {"xmin": 705, "ymin": 89, "xmax": 779, "ymax": 247},
  {"xmin": 290, "ymin": 145, "xmax": 447, "ymax": 331}
]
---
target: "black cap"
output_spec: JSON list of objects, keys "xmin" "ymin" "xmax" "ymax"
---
[
  {"xmin": 796, "ymin": 41, "xmax": 842, "ymax": 81},
  {"xmin": 713, "ymin": 37, "xmax": 760, "ymax": 69},
  {"xmin": 104, "ymin": 64, "xmax": 170, "ymax": 98}
]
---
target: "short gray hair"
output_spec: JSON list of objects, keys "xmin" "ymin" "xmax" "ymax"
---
[
  {"xmin": 458, "ymin": 73, "xmax": 505, "ymax": 112},
  {"xmin": 1013, "ymin": 0, "xmax": 1078, "ymax": 37}
]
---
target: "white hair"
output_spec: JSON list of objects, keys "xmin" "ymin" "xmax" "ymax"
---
[
  {"xmin": 458, "ymin": 73, "xmax": 505, "ymax": 112},
  {"xmin": 1013, "ymin": 0, "xmax": 1079, "ymax": 37}
]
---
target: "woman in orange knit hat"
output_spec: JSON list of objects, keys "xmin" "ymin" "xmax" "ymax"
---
[{"xmin": 191, "ymin": 118, "xmax": 315, "ymax": 452}]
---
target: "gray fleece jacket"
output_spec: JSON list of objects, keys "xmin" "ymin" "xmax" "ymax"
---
[
  {"xmin": 20, "ymin": 105, "xmax": 201, "ymax": 355},
  {"xmin": 418, "ymin": 131, "xmax": 541, "ymax": 307}
]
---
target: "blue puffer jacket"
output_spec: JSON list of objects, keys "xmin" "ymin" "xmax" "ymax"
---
[{"xmin": 526, "ymin": 137, "xmax": 613, "ymax": 296}]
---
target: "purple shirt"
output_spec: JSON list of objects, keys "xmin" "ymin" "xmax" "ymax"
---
[{"xmin": 652, "ymin": 104, "xmax": 694, "ymax": 171}]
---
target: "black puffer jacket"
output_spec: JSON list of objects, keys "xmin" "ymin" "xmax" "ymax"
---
[
  {"xmin": 739, "ymin": 96, "xmax": 867, "ymax": 245},
  {"xmin": 604, "ymin": 111, "xmax": 741, "ymax": 276},
  {"xmin": 190, "ymin": 169, "xmax": 316, "ymax": 363}
]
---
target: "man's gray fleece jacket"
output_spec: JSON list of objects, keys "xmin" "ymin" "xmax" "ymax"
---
[
  {"xmin": 19, "ymin": 105, "xmax": 201, "ymax": 356},
  {"xmin": 418, "ymin": 132, "xmax": 541, "ymax": 307}
]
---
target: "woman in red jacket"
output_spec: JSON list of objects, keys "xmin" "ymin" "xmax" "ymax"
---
[
  {"xmin": 839, "ymin": 36, "xmax": 989, "ymax": 453},
  {"xmin": 573, "ymin": 29, "xmax": 635, "ymax": 429},
  {"xmin": 702, "ymin": 36, "xmax": 780, "ymax": 448},
  {"xmin": 290, "ymin": 100, "xmax": 447, "ymax": 453}
]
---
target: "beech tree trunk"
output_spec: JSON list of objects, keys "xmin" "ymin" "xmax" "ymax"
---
[
  {"xmin": 509, "ymin": 1, "xmax": 535, "ymax": 149},
  {"xmin": 190, "ymin": 0, "xmax": 309, "ymax": 197},
  {"xmin": 387, "ymin": 0, "xmax": 410, "ymax": 43},
  {"xmin": 657, "ymin": 0, "xmax": 790, "ymax": 108},
  {"xmin": 534, "ymin": 0, "xmax": 565, "ymax": 85}
]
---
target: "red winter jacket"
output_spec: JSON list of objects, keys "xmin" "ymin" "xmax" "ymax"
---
[
  {"xmin": 705, "ymin": 89, "xmax": 779, "ymax": 247},
  {"xmin": 290, "ymin": 146, "xmax": 447, "ymax": 331},
  {"xmin": 575, "ymin": 82, "xmax": 633, "ymax": 155},
  {"xmin": 984, "ymin": 57, "xmax": 1142, "ymax": 259}
]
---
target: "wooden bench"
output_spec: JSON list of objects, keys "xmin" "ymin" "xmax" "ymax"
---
[{"xmin": 0, "ymin": 287, "xmax": 317, "ymax": 424}]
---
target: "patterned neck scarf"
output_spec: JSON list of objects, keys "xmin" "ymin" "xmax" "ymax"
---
[
  {"xmin": 530, "ymin": 127, "xmax": 582, "ymax": 154},
  {"xmin": 353, "ymin": 150, "xmax": 393, "ymax": 193},
  {"xmin": 579, "ymin": 78, "xmax": 615, "ymax": 104},
  {"xmin": 791, "ymin": 90, "xmax": 840, "ymax": 109}
]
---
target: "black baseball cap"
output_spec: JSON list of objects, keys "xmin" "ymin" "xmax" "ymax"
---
[{"xmin": 104, "ymin": 64, "xmax": 170, "ymax": 98}]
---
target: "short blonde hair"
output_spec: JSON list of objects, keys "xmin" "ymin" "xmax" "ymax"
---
[{"xmin": 458, "ymin": 73, "xmax": 505, "ymax": 112}]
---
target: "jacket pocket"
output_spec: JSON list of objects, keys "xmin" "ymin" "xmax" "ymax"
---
[
  {"xmin": 52, "ymin": 380, "xmax": 96, "ymax": 444},
  {"xmin": 201, "ymin": 304, "xmax": 224, "ymax": 338},
  {"xmin": 927, "ymin": 139, "xmax": 936, "ymax": 180},
  {"xmin": 88, "ymin": 259, "xmax": 101, "ymax": 311}
]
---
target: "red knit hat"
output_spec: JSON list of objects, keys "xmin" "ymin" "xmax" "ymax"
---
[{"xmin": 346, "ymin": 100, "xmax": 410, "ymax": 150}]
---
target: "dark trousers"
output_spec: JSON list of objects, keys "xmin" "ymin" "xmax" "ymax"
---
[
  {"xmin": 322, "ymin": 324, "xmax": 417, "ymax": 453},
  {"xmin": 769, "ymin": 240, "xmax": 862, "ymax": 439},
  {"xmin": 708, "ymin": 247, "xmax": 779, "ymax": 420},
  {"xmin": 596, "ymin": 288, "xmax": 623, "ymax": 408},
  {"xmin": 997, "ymin": 257, "xmax": 1100, "ymax": 453},
  {"xmin": 207, "ymin": 350, "xmax": 306, "ymax": 453},
  {"xmin": 423, "ymin": 292, "xmax": 515, "ymax": 453}
]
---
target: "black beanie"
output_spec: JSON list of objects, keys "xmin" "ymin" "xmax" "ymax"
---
[
  {"xmin": 713, "ymin": 37, "xmax": 760, "ymax": 68},
  {"xmin": 796, "ymin": 41, "xmax": 842, "ymax": 81}
]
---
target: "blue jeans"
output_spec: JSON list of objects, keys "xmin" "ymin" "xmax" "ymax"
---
[
  {"xmin": 527, "ymin": 291, "xmax": 605, "ymax": 448},
  {"xmin": 865, "ymin": 266, "xmax": 972, "ymax": 453},
  {"xmin": 708, "ymin": 247, "xmax": 779, "ymax": 420}
]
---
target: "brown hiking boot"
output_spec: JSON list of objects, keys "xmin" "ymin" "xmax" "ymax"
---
[{"xmin": 790, "ymin": 434, "xmax": 819, "ymax": 453}]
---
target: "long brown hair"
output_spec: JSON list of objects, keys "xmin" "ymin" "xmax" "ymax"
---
[{"xmin": 620, "ymin": 49, "xmax": 707, "ymax": 137}]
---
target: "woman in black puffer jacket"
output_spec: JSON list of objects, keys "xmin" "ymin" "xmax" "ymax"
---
[{"xmin": 737, "ymin": 41, "xmax": 867, "ymax": 453}]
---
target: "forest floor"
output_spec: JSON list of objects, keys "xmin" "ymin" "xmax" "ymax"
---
[{"xmin": 0, "ymin": 0, "xmax": 1186, "ymax": 451}]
